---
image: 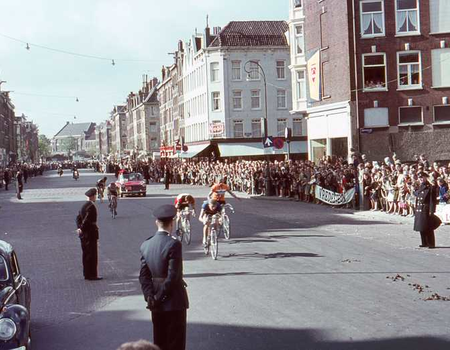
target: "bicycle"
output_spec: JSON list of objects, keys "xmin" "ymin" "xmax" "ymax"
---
[
  {"xmin": 220, "ymin": 204, "xmax": 234, "ymax": 240},
  {"xmin": 109, "ymin": 195, "xmax": 118, "ymax": 219},
  {"xmin": 179, "ymin": 208, "xmax": 195, "ymax": 245},
  {"xmin": 204, "ymin": 214, "xmax": 220, "ymax": 260}
]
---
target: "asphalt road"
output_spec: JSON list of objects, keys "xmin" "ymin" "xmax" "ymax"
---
[{"xmin": 1, "ymin": 169, "xmax": 450, "ymax": 350}]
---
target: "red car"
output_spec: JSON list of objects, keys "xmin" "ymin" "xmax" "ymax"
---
[{"xmin": 116, "ymin": 172, "xmax": 147, "ymax": 197}]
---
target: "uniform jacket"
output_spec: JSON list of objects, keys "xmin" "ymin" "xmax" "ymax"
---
[
  {"xmin": 139, "ymin": 231, "xmax": 189, "ymax": 312},
  {"xmin": 77, "ymin": 201, "xmax": 99, "ymax": 241},
  {"xmin": 413, "ymin": 182, "xmax": 438, "ymax": 232}
]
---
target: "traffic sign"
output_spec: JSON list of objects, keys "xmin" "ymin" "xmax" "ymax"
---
[
  {"xmin": 263, "ymin": 136, "xmax": 274, "ymax": 148},
  {"xmin": 273, "ymin": 138, "xmax": 284, "ymax": 149}
]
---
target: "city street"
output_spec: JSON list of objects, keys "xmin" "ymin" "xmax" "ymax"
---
[{"xmin": 1, "ymin": 169, "xmax": 450, "ymax": 350}]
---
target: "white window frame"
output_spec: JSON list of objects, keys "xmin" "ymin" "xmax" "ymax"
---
[
  {"xmin": 296, "ymin": 70, "xmax": 306, "ymax": 101},
  {"xmin": 276, "ymin": 60, "xmax": 287, "ymax": 80},
  {"xmin": 231, "ymin": 61, "xmax": 242, "ymax": 81},
  {"xmin": 233, "ymin": 120, "xmax": 244, "ymax": 138},
  {"xmin": 212, "ymin": 92, "xmax": 221, "ymax": 111},
  {"xmin": 362, "ymin": 53, "xmax": 388, "ymax": 91},
  {"xmin": 293, "ymin": 118, "xmax": 303, "ymax": 136},
  {"xmin": 248, "ymin": 61, "xmax": 261, "ymax": 81},
  {"xmin": 277, "ymin": 119, "xmax": 288, "ymax": 137},
  {"xmin": 251, "ymin": 119, "xmax": 262, "ymax": 138},
  {"xmin": 431, "ymin": 48, "xmax": 450, "ymax": 88},
  {"xmin": 294, "ymin": 25, "xmax": 304, "ymax": 56},
  {"xmin": 211, "ymin": 62, "xmax": 220, "ymax": 82},
  {"xmin": 397, "ymin": 51, "xmax": 422, "ymax": 90},
  {"xmin": 398, "ymin": 106, "xmax": 423, "ymax": 126},
  {"xmin": 360, "ymin": 0, "xmax": 385, "ymax": 38},
  {"xmin": 251, "ymin": 90, "xmax": 261, "ymax": 110},
  {"xmin": 277, "ymin": 89, "xmax": 287, "ymax": 109},
  {"xmin": 232, "ymin": 90, "xmax": 243, "ymax": 111},
  {"xmin": 293, "ymin": 0, "xmax": 302, "ymax": 8},
  {"xmin": 433, "ymin": 105, "xmax": 450, "ymax": 125},
  {"xmin": 395, "ymin": 0, "xmax": 420, "ymax": 36}
]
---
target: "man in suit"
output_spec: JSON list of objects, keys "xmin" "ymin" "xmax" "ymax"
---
[
  {"xmin": 139, "ymin": 205, "xmax": 189, "ymax": 350},
  {"xmin": 76, "ymin": 188, "xmax": 103, "ymax": 280},
  {"xmin": 414, "ymin": 172, "xmax": 438, "ymax": 248}
]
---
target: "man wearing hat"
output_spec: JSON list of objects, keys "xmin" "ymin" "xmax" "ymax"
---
[
  {"xmin": 413, "ymin": 172, "xmax": 438, "ymax": 248},
  {"xmin": 76, "ymin": 188, "xmax": 102, "ymax": 280},
  {"xmin": 139, "ymin": 204, "xmax": 189, "ymax": 350}
]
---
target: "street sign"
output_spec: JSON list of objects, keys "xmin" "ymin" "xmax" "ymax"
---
[
  {"xmin": 263, "ymin": 136, "xmax": 274, "ymax": 148},
  {"xmin": 273, "ymin": 138, "xmax": 284, "ymax": 150}
]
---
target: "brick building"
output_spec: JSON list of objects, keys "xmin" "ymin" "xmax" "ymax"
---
[
  {"xmin": 303, "ymin": 0, "xmax": 450, "ymax": 162},
  {"xmin": 0, "ymin": 92, "xmax": 16, "ymax": 166}
]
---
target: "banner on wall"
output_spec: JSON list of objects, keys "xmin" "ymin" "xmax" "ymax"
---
[
  {"xmin": 315, "ymin": 185, "xmax": 355, "ymax": 206},
  {"xmin": 307, "ymin": 49, "xmax": 321, "ymax": 102}
]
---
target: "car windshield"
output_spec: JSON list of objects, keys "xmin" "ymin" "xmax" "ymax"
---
[
  {"xmin": 0, "ymin": 256, "xmax": 8, "ymax": 281},
  {"xmin": 125, "ymin": 173, "xmax": 142, "ymax": 181}
]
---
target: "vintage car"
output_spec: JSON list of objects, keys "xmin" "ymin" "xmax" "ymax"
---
[
  {"xmin": 0, "ymin": 240, "xmax": 31, "ymax": 350},
  {"xmin": 116, "ymin": 172, "xmax": 147, "ymax": 197}
]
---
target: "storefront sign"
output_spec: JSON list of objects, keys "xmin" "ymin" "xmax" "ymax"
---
[
  {"xmin": 307, "ymin": 49, "xmax": 321, "ymax": 102},
  {"xmin": 315, "ymin": 185, "xmax": 355, "ymax": 206},
  {"xmin": 209, "ymin": 122, "xmax": 224, "ymax": 137}
]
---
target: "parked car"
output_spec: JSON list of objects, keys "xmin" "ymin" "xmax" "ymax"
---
[
  {"xmin": 0, "ymin": 240, "xmax": 31, "ymax": 350},
  {"xmin": 116, "ymin": 172, "xmax": 147, "ymax": 197}
]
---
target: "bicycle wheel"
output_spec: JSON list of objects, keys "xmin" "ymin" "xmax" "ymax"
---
[
  {"xmin": 223, "ymin": 214, "xmax": 230, "ymax": 240},
  {"xmin": 183, "ymin": 218, "xmax": 191, "ymax": 245},
  {"xmin": 210, "ymin": 227, "xmax": 218, "ymax": 260}
]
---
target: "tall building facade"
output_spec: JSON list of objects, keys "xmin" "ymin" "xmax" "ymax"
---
[
  {"xmin": 14, "ymin": 114, "xmax": 39, "ymax": 163},
  {"xmin": 0, "ymin": 92, "xmax": 16, "ymax": 166},
  {"xmin": 110, "ymin": 105, "xmax": 127, "ymax": 155}
]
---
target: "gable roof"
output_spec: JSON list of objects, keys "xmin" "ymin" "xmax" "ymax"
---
[
  {"xmin": 209, "ymin": 21, "xmax": 289, "ymax": 48},
  {"xmin": 54, "ymin": 122, "xmax": 94, "ymax": 138}
]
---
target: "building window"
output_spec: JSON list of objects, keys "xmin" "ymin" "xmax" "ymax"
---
[
  {"xmin": 252, "ymin": 119, "xmax": 262, "ymax": 137},
  {"xmin": 396, "ymin": 0, "xmax": 420, "ymax": 35},
  {"xmin": 248, "ymin": 61, "xmax": 260, "ymax": 80},
  {"xmin": 430, "ymin": 0, "xmax": 450, "ymax": 34},
  {"xmin": 150, "ymin": 122, "xmax": 157, "ymax": 132},
  {"xmin": 277, "ymin": 119, "xmax": 287, "ymax": 137},
  {"xmin": 276, "ymin": 60, "xmax": 286, "ymax": 80},
  {"xmin": 399, "ymin": 106, "xmax": 422, "ymax": 125},
  {"xmin": 211, "ymin": 62, "xmax": 220, "ymax": 82},
  {"xmin": 431, "ymin": 49, "xmax": 450, "ymax": 88},
  {"xmin": 434, "ymin": 106, "xmax": 450, "ymax": 123},
  {"xmin": 294, "ymin": 0, "xmax": 302, "ymax": 8},
  {"xmin": 295, "ymin": 25, "xmax": 304, "ymax": 55},
  {"xmin": 364, "ymin": 108, "xmax": 389, "ymax": 127},
  {"xmin": 296, "ymin": 71, "xmax": 306, "ymax": 100},
  {"xmin": 293, "ymin": 118, "xmax": 303, "ymax": 136},
  {"xmin": 233, "ymin": 120, "xmax": 244, "ymax": 138},
  {"xmin": 363, "ymin": 53, "xmax": 387, "ymax": 91},
  {"xmin": 232, "ymin": 90, "xmax": 243, "ymax": 110},
  {"xmin": 277, "ymin": 89, "xmax": 287, "ymax": 109},
  {"xmin": 251, "ymin": 90, "xmax": 261, "ymax": 109},
  {"xmin": 212, "ymin": 92, "xmax": 221, "ymax": 111},
  {"xmin": 361, "ymin": 0, "xmax": 385, "ymax": 37},
  {"xmin": 397, "ymin": 51, "xmax": 421, "ymax": 89},
  {"xmin": 232, "ymin": 61, "xmax": 242, "ymax": 80}
]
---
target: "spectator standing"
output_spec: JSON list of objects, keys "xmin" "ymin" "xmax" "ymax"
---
[
  {"xmin": 3, "ymin": 168, "xmax": 10, "ymax": 191},
  {"xmin": 16, "ymin": 170, "xmax": 23, "ymax": 200}
]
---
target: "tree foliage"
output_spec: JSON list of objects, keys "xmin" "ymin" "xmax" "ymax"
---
[
  {"xmin": 60, "ymin": 136, "xmax": 78, "ymax": 153},
  {"xmin": 38, "ymin": 134, "xmax": 52, "ymax": 158}
]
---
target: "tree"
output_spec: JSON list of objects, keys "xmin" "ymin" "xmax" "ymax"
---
[
  {"xmin": 38, "ymin": 135, "xmax": 52, "ymax": 158},
  {"xmin": 60, "ymin": 136, "xmax": 78, "ymax": 154}
]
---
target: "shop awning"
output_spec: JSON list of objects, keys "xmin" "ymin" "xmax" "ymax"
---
[
  {"xmin": 218, "ymin": 141, "xmax": 307, "ymax": 158},
  {"xmin": 178, "ymin": 143, "xmax": 211, "ymax": 158}
]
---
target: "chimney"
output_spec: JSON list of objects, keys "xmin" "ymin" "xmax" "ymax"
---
[
  {"xmin": 213, "ymin": 26, "xmax": 222, "ymax": 35},
  {"xmin": 205, "ymin": 26, "xmax": 212, "ymax": 47}
]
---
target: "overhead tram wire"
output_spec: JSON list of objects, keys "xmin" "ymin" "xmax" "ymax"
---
[{"xmin": 0, "ymin": 33, "xmax": 165, "ymax": 64}]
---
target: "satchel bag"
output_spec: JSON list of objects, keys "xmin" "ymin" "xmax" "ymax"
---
[{"xmin": 430, "ymin": 214, "xmax": 442, "ymax": 231}]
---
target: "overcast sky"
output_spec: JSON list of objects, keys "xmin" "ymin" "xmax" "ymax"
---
[{"xmin": 0, "ymin": 0, "xmax": 288, "ymax": 137}]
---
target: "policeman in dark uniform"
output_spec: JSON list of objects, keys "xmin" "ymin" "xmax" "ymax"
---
[
  {"xmin": 139, "ymin": 205, "xmax": 189, "ymax": 350},
  {"xmin": 413, "ymin": 172, "xmax": 438, "ymax": 248},
  {"xmin": 76, "ymin": 188, "xmax": 103, "ymax": 280}
]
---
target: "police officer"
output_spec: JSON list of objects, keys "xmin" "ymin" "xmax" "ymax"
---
[
  {"xmin": 76, "ymin": 188, "xmax": 103, "ymax": 280},
  {"xmin": 413, "ymin": 172, "xmax": 438, "ymax": 248},
  {"xmin": 139, "ymin": 205, "xmax": 189, "ymax": 350}
]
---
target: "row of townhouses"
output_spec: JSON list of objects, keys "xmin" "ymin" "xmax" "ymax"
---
[
  {"xmin": 0, "ymin": 91, "xmax": 39, "ymax": 166},
  {"xmin": 58, "ymin": 0, "xmax": 449, "ymax": 163}
]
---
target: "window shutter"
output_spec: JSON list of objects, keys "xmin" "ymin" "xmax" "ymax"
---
[
  {"xmin": 430, "ymin": 0, "xmax": 450, "ymax": 33},
  {"xmin": 432, "ymin": 49, "xmax": 450, "ymax": 87}
]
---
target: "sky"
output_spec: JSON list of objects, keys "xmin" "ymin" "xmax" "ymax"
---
[{"xmin": 0, "ymin": 0, "xmax": 288, "ymax": 138}]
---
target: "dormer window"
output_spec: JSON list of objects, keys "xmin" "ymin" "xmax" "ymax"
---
[{"xmin": 294, "ymin": 0, "xmax": 302, "ymax": 8}]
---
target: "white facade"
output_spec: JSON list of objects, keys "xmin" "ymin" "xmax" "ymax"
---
[{"xmin": 110, "ymin": 105, "xmax": 127, "ymax": 155}]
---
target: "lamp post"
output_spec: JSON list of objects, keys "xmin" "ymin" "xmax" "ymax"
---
[{"xmin": 244, "ymin": 60, "xmax": 272, "ymax": 196}]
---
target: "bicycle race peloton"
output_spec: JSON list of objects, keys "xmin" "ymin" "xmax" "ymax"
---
[{"xmin": 174, "ymin": 193, "xmax": 196, "ymax": 242}]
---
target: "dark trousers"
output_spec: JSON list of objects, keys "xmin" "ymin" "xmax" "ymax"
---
[
  {"xmin": 4, "ymin": 182, "xmax": 8, "ymax": 191},
  {"xmin": 152, "ymin": 310, "xmax": 186, "ymax": 350},
  {"xmin": 420, "ymin": 229, "xmax": 435, "ymax": 247},
  {"xmin": 81, "ymin": 239, "xmax": 99, "ymax": 278}
]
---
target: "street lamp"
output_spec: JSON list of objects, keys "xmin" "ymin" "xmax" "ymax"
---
[{"xmin": 244, "ymin": 60, "xmax": 272, "ymax": 196}]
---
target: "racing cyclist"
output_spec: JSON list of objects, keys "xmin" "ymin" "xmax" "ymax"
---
[
  {"xmin": 209, "ymin": 176, "xmax": 240, "ymax": 205},
  {"xmin": 174, "ymin": 193, "xmax": 196, "ymax": 237},
  {"xmin": 199, "ymin": 198, "xmax": 222, "ymax": 248},
  {"xmin": 96, "ymin": 176, "xmax": 107, "ymax": 203},
  {"xmin": 107, "ymin": 182, "xmax": 119, "ymax": 216}
]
